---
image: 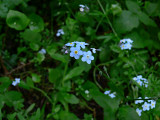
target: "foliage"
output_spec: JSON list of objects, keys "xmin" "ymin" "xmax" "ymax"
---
[{"xmin": 0, "ymin": 0, "xmax": 160, "ymax": 120}]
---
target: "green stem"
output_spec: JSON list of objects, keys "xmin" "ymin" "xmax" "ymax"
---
[
  {"xmin": 32, "ymin": 86, "xmax": 53, "ymax": 105},
  {"xmin": 97, "ymin": 0, "xmax": 119, "ymax": 40}
]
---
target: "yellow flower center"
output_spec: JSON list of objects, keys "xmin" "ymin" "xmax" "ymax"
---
[
  {"xmin": 70, "ymin": 43, "xmax": 73, "ymax": 44},
  {"xmin": 74, "ymin": 50, "xmax": 78, "ymax": 54}
]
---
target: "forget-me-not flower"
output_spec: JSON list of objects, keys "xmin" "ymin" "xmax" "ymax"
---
[
  {"xmin": 39, "ymin": 48, "xmax": 46, "ymax": 54},
  {"xmin": 70, "ymin": 47, "xmax": 83, "ymax": 59},
  {"xmin": 142, "ymin": 102, "xmax": 150, "ymax": 111},
  {"xmin": 79, "ymin": 4, "xmax": 89, "ymax": 12},
  {"xmin": 135, "ymin": 97, "xmax": 144, "ymax": 104},
  {"xmin": 104, "ymin": 90, "xmax": 110, "ymax": 95},
  {"xmin": 150, "ymin": 100, "xmax": 156, "ymax": 109},
  {"xmin": 81, "ymin": 51, "xmax": 94, "ymax": 64},
  {"xmin": 120, "ymin": 38, "xmax": 133, "ymax": 50},
  {"xmin": 12, "ymin": 78, "xmax": 20, "ymax": 86},
  {"xmin": 56, "ymin": 29, "xmax": 64, "ymax": 37},
  {"xmin": 136, "ymin": 108, "xmax": 142, "ymax": 116},
  {"xmin": 109, "ymin": 93, "xmax": 116, "ymax": 98},
  {"xmin": 76, "ymin": 42, "xmax": 89, "ymax": 49},
  {"xmin": 65, "ymin": 42, "xmax": 75, "ymax": 47}
]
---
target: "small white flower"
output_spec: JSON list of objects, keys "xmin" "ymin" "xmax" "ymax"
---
[
  {"xmin": 135, "ymin": 97, "xmax": 144, "ymax": 104},
  {"xmin": 109, "ymin": 93, "xmax": 116, "ymax": 98},
  {"xmin": 15, "ymin": 78, "xmax": 20, "ymax": 83},
  {"xmin": 12, "ymin": 81, "xmax": 17, "ymax": 86}
]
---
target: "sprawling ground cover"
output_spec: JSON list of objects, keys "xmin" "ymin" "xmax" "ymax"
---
[{"xmin": 0, "ymin": 0, "xmax": 160, "ymax": 119}]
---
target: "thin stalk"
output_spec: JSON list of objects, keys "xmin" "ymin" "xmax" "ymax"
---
[
  {"xmin": 32, "ymin": 86, "xmax": 53, "ymax": 105},
  {"xmin": 97, "ymin": 0, "xmax": 119, "ymax": 39}
]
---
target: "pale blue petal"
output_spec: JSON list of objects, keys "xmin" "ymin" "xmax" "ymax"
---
[{"xmin": 87, "ymin": 60, "xmax": 91, "ymax": 64}]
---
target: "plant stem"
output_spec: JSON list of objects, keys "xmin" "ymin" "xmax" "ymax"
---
[
  {"xmin": 32, "ymin": 86, "xmax": 53, "ymax": 105},
  {"xmin": 97, "ymin": 0, "xmax": 119, "ymax": 40}
]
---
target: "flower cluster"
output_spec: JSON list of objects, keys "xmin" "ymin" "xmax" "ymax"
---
[
  {"xmin": 120, "ymin": 38, "xmax": 133, "ymax": 50},
  {"xmin": 12, "ymin": 78, "xmax": 20, "ymax": 86},
  {"xmin": 79, "ymin": 4, "xmax": 89, "ymax": 12},
  {"xmin": 56, "ymin": 29, "xmax": 64, "ymax": 37},
  {"xmin": 135, "ymin": 97, "xmax": 156, "ymax": 116},
  {"xmin": 133, "ymin": 75, "xmax": 148, "ymax": 87},
  {"xmin": 104, "ymin": 90, "xmax": 116, "ymax": 98},
  {"xmin": 38, "ymin": 48, "xmax": 46, "ymax": 54},
  {"xmin": 65, "ymin": 42, "xmax": 99, "ymax": 64}
]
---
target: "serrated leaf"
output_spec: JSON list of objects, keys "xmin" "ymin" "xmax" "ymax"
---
[
  {"xmin": 63, "ymin": 66, "xmax": 84, "ymax": 81},
  {"xmin": 6, "ymin": 10, "xmax": 29, "ymax": 30},
  {"xmin": 113, "ymin": 10, "xmax": 139, "ymax": 34},
  {"xmin": 29, "ymin": 14, "xmax": 44, "ymax": 32}
]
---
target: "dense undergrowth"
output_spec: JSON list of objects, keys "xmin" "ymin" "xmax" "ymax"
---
[{"xmin": 0, "ymin": 0, "xmax": 160, "ymax": 120}]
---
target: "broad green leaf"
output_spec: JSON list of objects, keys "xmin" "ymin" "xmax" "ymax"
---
[
  {"xmin": 6, "ymin": 10, "xmax": 30, "ymax": 30},
  {"xmin": 49, "ymin": 53, "xmax": 68, "ymax": 63},
  {"xmin": 49, "ymin": 68, "xmax": 62, "ymax": 84},
  {"xmin": 63, "ymin": 66, "xmax": 84, "ymax": 81},
  {"xmin": 31, "ymin": 73, "xmax": 41, "ymax": 83},
  {"xmin": 111, "ymin": 3, "xmax": 122, "ymax": 15},
  {"xmin": 29, "ymin": 14, "xmax": 44, "ymax": 32},
  {"xmin": 29, "ymin": 43, "xmax": 40, "ymax": 51},
  {"xmin": 59, "ymin": 111, "xmax": 79, "ymax": 120},
  {"xmin": 137, "ymin": 11, "xmax": 157, "ymax": 27},
  {"xmin": 0, "ymin": 77, "xmax": 11, "ymax": 93},
  {"xmin": 64, "ymin": 94, "xmax": 79, "ymax": 104},
  {"xmin": 113, "ymin": 10, "xmax": 139, "ymax": 34},
  {"xmin": 118, "ymin": 106, "xmax": 140, "ymax": 120},
  {"xmin": 20, "ymin": 29, "xmax": 41, "ymax": 43},
  {"xmin": 126, "ymin": 1, "xmax": 141, "ymax": 14},
  {"xmin": 26, "ymin": 77, "xmax": 34, "ymax": 87},
  {"xmin": 36, "ymin": 53, "xmax": 45, "ymax": 63}
]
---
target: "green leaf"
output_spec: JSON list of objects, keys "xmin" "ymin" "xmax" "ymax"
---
[
  {"xmin": 126, "ymin": 1, "xmax": 141, "ymax": 14},
  {"xmin": 59, "ymin": 111, "xmax": 79, "ymax": 120},
  {"xmin": 25, "ymin": 103, "xmax": 35, "ymax": 116},
  {"xmin": 29, "ymin": 14, "xmax": 44, "ymax": 32},
  {"xmin": 64, "ymin": 94, "xmax": 79, "ymax": 104},
  {"xmin": 6, "ymin": 10, "xmax": 30, "ymax": 30},
  {"xmin": 20, "ymin": 29, "xmax": 42, "ymax": 43},
  {"xmin": 158, "ymin": 32, "xmax": 160, "ymax": 41},
  {"xmin": 36, "ymin": 53, "xmax": 45, "ymax": 63},
  {"xmin": 137, "ymin": 11, "xmax": 157, "ymax": 27},
  {"xmin": 0, "ymin": 77, "xmax": 11, "ymax": 93},
  {"xmin": 31, "ymin": 73, "xmax": 41, "ymax": 83},
  {"xmin": 49, "ymin": 68, "xmax": 62, "ymax": 84},
  {"xmin": 7, "ymin": 113, "xmax": 17, "ymax": 120},
  {"xmin": 17, "ymin": 113, "xmax": 25, "ymax": 120},
  {"xmin": 63, "ymin": 66, "xmax": 84, "ymax": 81},
  {"xmin": 118, "ymin": 106, "xmax": 140, "ymax": 120},
  {"xmin": 49, "ymin": 52, "xmax": 68, "ymax": 63},
  {"xmin": 26, "ymin": 77, "xmax": 34, "ymax": 87},
  {"xmin": 29, "ymin": 43, "xmax": 40, "ymax": 51},
  {"xmin": 113, "ymin": 10, "xmax": 139, "ymax": 34}
]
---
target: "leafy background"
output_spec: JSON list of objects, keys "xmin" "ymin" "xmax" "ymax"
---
[{"xmin": 0, "ymin": 0, "xmax": 160, "ymax": 119}]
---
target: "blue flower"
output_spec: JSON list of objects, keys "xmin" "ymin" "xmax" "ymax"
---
[
  {"xmin": 65, "ymin": 42, "xmax": 75, "ymax": 47},
  {"xmin": 109, "ymin": 93, "xmax": 116, "ymax": 98},
  {"xmin": 76, "ymin": 42, "xmax": 89, "ymax": 49},
  {"xmin": 136, "ymin": 108, "xmax": 142, "ymax": 116},
  {"xmin": 135, "ymin": 97, "xmax": 144, "ymax": 104},
  {"xmin": 12, "ymin": 78, "xmax": 20, "ymax": 86},
  {"xmin": 56, "ymin": 29, "xmax": 64, "ymax": 37},
  {"xmin": 70, "ymin": 47, "xmax": 83, "ymax": 59},
  {"xmin": 142, "ymin": 102, "xmax": 150, "ymax": 111},
  {"xmin": 150, "ymin": 100, "xmax": 156, "ymax": 109},
  {"xmin": 120, "ymin": 38, "xmax": 133, "ymax": 50},
  {"xmin": 81, "ymin": 51, "xmax": 94, "ymax": 64},
  {"xmin": 12, "ymin": 81, "xmax": 17, "ymax": 86},
  {"xmin": 104, "ymin": 90, "xmax": 110, "ymax": 95},
  {"xmin": 39, "ymin": 48, "xmax": 46, "ymax": 54}
]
